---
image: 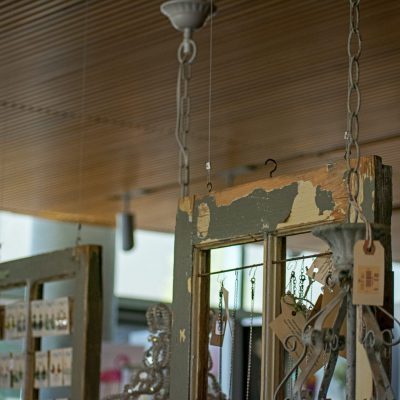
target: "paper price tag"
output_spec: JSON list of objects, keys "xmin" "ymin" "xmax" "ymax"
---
[
  {"xmin": 353, "ymin": 240, "xmax": 385, "ymax": 306},
  {"xmin": 307, "ymin": 252, "xmax": 332, "ymax": 285},
  {"xmin": 210, "ymin": 286, "xmax": 230, "ymax": 347},
  {"xmin": 269, "ymin": 295, "xmax": 325, "ymax": 374},
  {"xmin": 210, "ymin": 313, "xmax": 227, "ymax": 347}
]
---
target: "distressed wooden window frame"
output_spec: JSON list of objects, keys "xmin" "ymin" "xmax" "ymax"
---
[
  {"xmin": 0, "ymin": 245, "xmax": 102, "ymax": 400},
  {"xmin": 170, "ymin": 155, "xmax": 392, "ymax": 399}
]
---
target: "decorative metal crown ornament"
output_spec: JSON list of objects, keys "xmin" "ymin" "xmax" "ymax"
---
[{"xmin": 103, "ymin": 303, "xmax": 172, "ymax": 400}]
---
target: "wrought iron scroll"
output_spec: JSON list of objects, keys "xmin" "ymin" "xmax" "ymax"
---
[{"xmin": 103, "ymin": 303, "xmax": 171, "ymax": 400}]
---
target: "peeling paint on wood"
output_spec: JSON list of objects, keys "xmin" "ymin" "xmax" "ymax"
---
[
  {"xmin": 179, "ymin": 196, "xmax": 194, "ymax": 221},
  {"xmin": 179, "ymin": 329, "xmax": 186, "ymax": 343},
  {"xmin": 315, "ymin": 185, "xmax": 335, "ymax": 215},
  {"xmin": 187, "ymin": 277, "xmax": 192, "ymax": 294},
  {"xmin": 197, "ymin": 203, "xmax": 211, "ymax": 238},
  {"xmin": 194, "ymin": 184, "xmax": 298, "ymax": 242},
  {"xmin": 361, "ymin": 177, "xmax": 375, "ymax": 223},
  {"xmin": 277, "ymin": 181, "xmax": 334, "ymax": 229},
  {"xmin": 188, "ymin": 158, "xmax": 372, "ymax": 244}
]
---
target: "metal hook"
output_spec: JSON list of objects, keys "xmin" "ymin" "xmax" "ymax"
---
[
  {"xmin": 248, "ymin": 267, "xmax": 257, "ymax": 281},
  {"xmin": 265, "ymin": 158, "xmax": 277, "ymax": 177},
  {"xmin": 217, "ymin": 275, "xmax": 225, "ymax": 285}
]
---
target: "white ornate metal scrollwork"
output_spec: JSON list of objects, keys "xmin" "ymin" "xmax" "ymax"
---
[{"xmin": 103, "ymin": 303, "xmax": 171, "ymax": 400}]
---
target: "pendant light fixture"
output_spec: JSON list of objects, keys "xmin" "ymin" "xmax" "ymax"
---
[{"xmin": 116, "ymin": 192, "xmax": 135, "ymax": 251}]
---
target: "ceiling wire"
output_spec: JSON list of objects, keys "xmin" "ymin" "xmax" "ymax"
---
[
  {"xmin": 0, "ymin": 96, "xmax": 6, "ymax": 261},
  {"xmin": 0, "ymin": 100, "xmax": 139, "ymax": 130},
  {"xmin": 76, "ymin": 0, "xmax": 89, "ymax": 246},
  {"xmin": 206, "ymin": 0, "xmax": 214, "ymax": 192}
]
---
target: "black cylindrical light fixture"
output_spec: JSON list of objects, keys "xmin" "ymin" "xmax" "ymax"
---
[{"xmin": 117, "ymin": 211, "xmax": 135, "ymax": 251}]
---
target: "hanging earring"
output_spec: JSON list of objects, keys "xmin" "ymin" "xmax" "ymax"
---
[
  {"xmin": 245, "ymin": 270, "xmax": 256, "ymax": 400},
  {"xmin": 299, "ymin": 259, "xmax": 306, "ymax": 302}
]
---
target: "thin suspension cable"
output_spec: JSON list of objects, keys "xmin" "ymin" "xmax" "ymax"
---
[
  {"xmin": 76, "ymin": 0, "xmax": 89, "ymax": 246},
  {"xmin": 206, "ymin": 0, "xmax": 214, "ymax": 192},
  {"xmin": 0, "ymin": 100, "xmax": 6, "ymax": 261}
]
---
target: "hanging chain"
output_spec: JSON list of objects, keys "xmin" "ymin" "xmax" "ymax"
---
[
  {"xmin": 245, "ymin": 276, "xmax": 256, "ymax": 400},
  {"xmin": 290, "ymin": 271, "xmax": 297, "ymax": 297},
  {"xmin": 299, "ymin": 261, "xmax": 306, "ymax": 302},
  {"xmin": 344, "ymin": 0, "xmax": 372, "ymax": 246},
  {"xmin": 218, "ymin": 280, "xmax": 224, "ymax": 385},
  {"xmin": 176, "ymin": 38, "xmax": 197, "ymax": 197},
  {"xmin": 229, "ymin": 271, "xmax": 239, "ymax": 397}
]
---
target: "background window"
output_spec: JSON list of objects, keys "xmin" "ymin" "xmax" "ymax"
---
[{"xmin": 114, "ymin": 230, "xmax": 174, "ymax": 302}]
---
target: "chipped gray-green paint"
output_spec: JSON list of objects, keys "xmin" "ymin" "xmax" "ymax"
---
[
  {"xmin": 315, "ymin": 185, "xmax": 335, "ymax": 216},
  {"xmin": 193, "ymin": 183, "xmax": 298, "ymax": 243},
  {"xmin": 361, "ymin": 176, "xmax": 375, "ymax": 222},
  {"xmin": 170, "ymin": 207, "xmax": 195, "ymax": 399}
]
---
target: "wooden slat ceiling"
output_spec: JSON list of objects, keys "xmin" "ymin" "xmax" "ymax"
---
[{"xmin": 0, "ymin": 0, "xmax": 399, "ymax": 254}]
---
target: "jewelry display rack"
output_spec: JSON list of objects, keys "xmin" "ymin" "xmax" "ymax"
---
[
  {"xmin": 0, "ymin": 245, "xmax": 103, "ymax": 400},
  {"xmin": 171, "ymin": 155, "xmax": 392, "ymax": 399}
]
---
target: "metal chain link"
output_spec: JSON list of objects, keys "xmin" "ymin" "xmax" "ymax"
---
[
  {"xmin": 290, "ymin": 271, "xmax": 297, "ymax": 297},
  {"xmin": 344, "ymin": 0, "xmax": 362, "ymax": 220},
  {"xmin": 229, "ymin": 271, "xmax": 239, "ymax": 398},
  {"xmin": 176, "ymin": 39, "xmax": 197, "ymax": 197},
  {"xmin": 299, "ymin": 261, "xmax": 306, "ymax": 300},
  {"xmin": 245, "ymin": 277, "xmax": 256, "ymax": 400},
  {"xmin": 344, "ymin": 0, "xmax": 373, "ymax": 246},
  {"xmin": 218, "ymin": 280, "xmax": 224, "ymax": 386}
]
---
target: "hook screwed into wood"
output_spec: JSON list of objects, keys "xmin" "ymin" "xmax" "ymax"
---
[{"xmin": 265, "ymin": 158, "xmax": 278, "ymax": 177}]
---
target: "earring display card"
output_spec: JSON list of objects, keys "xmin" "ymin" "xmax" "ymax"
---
[
  {"xmin": 34, "ymin": 351, "xmax": 49, "ymax": 388},
  {"xmin": 0, "ymin": 353, "xmax": 11, "ymax": 388},
  {"xmin": 15, "ymin": 302, "xmax": 27, "ymax": 339},
  {"xmin": 31, "ymin": 297, "xmax": 72, "ymax": 337},
  {"xmin": 62, "ymin": 347, "xmax": 73, "ymax": 386},
  {"xmin": 11, "ymin": 353, "xmax": 25, "ymax": 389},
  {"xmin": 31, "ymin": 300, "xmax": 45, "ymax": 338},
  {"xmin": 54, "ymin": 297, "xmax": 72, "ymax": 335},
  {"xmin": 5, "ymin": 302, "xmax": 18, "ymax": 339},
  {"xmin": 44, "ymin": 300, "xmax": 56, "ymax": 336},
  {"xmin": 49, "ymin": 349, "xmax": 64, "ymax": 387}
]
